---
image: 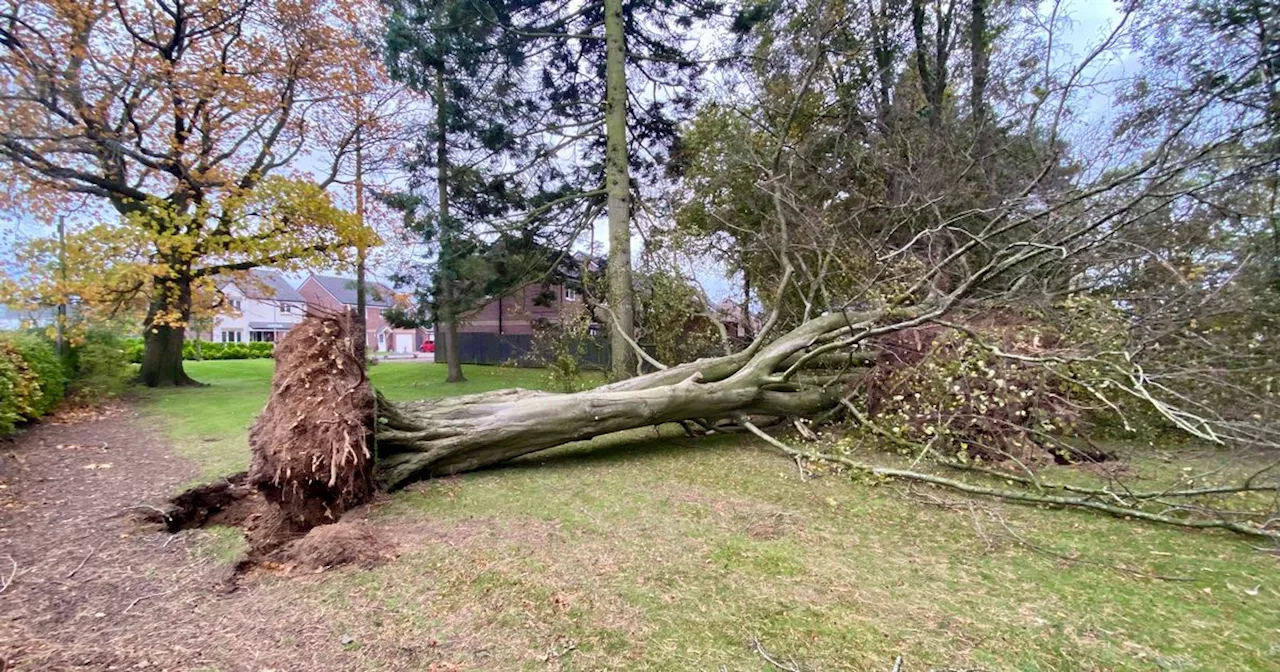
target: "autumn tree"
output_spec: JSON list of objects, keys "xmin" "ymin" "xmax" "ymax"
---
[{"xmin": 0, "ymin": 0, "xmax": 384, "ymax": 385}]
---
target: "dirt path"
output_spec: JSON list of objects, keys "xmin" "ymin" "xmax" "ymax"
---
[{"xmin": 0, "ymin": 406, "xmax": 344, "ymax": 671}]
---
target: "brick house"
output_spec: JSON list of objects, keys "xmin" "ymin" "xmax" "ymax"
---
[
  {"xmin": 458, "ymin": 282, "xmax": 590, "ymax": 335},
  {"xmin": 193, "ymin": 269, "xmax": 307, "ymax": 343},
  {"xmin": 298, "ymin": 274, "xmax": 426, "ymax": 353},
  {"xmin": 458, "ymin": 252, "xmax": 607, "ymax": 335}
]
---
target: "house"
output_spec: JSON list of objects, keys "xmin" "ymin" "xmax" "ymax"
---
[
  {"xmin": 458, "ymin": 283, "xmax": 589, "ymax": 335},
  {"xmin": 298, "ymin": 274, "xmax": 425, "ymax": 353},
  {"xmin": 458, "ymin": 253, "xmax": 601, "ymax": 336},
  {"xmin": 712, "ymin": 299, "xmax": 758, "ymax": 340},
  {"xmin": 200, "ymin": 269, "xmax": 306, "ymax": 343}
]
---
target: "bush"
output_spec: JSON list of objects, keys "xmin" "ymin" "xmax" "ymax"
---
[
  {"xmin": 66, "ymin": 328, "xmax": 132, "ymax": 399},
  {"xmin": 126, "ymin": 338, "xmax": 274, "ymax": 361},
  {"xmin": 0, "ymin": 332, "xmax": 69, "ymax": 434}
]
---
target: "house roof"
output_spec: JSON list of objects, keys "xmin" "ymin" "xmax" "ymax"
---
[
  {"xmin": 306, "ymin": 274, "xmax": 395, "ymax": 307},
  {"xmin": 221, "ymin": 269, "xmax": 305, "ymax": 303}
]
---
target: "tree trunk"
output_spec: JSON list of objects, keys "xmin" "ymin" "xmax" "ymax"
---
[
  {"xmin": 375, "ymin": 311, "xmax": 877, "ymax": 488},
  {"xmin": 139, "ymin": 274, "xmax": 199, "ymax": 387},
  {"xmin": 603, "ymin": 0, "xmax": 636, "ymax": 381},
  {"xmin": 436, "ymin": 66, "xmax": 466, "ymax": 384},
  {"xmin": 970, "ymin": 0, "xmax": 990, "ymax": 166},
  {"xmin": 354, "ymin": 127, "xmax": 369, "ymax": 366}
]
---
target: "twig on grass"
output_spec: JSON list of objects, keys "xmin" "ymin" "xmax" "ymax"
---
[
  {"xmin": 739, "ymin": 417, "xmax": 1280, "ymax": 540},
  {"xmin": 752, "ymin": 636, "xmax": 803, "ymax": 672},
  {"xmin": 992, "ymin": 515, "xmax": 1193, "ymax": 582},
  {"xmin": 0, "ymin": 556, "xmax": 16, "ymax": 594},
  {"xmin": 123, "ymin": 590, "xmax": 171, "ymax": 614},
  {"xmin": 67, "ymin": 541, "xmax": 104, "ymax": 578}
]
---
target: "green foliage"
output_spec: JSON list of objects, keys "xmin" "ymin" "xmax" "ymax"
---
[
  {"xmin": 636, "ymin": 268, "xmax": 726, "ymax": 365},
  {"xmin": 527, "ymin": 307, "xmax": 601, "ymax": 392},
  {"xmin": 123, "ymin": 339, "xmax": 274, "ymax": 363},
  {"xmin": 0, "ymin": 332, "xmax": 68, "ymax": 434},
  {"xmin": 65, "ymin": 327, "xmax": 133, "ymax": 399}
]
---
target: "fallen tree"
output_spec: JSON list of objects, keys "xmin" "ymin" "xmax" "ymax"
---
[
  {"xmin": 375, "ymin": 308, "xmax": 879, "ymax": 488},
  {"xmin": 148, "ymin": 304, "xmax": 1279, "ymax": 565}
]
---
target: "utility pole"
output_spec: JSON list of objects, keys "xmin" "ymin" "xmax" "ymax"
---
[{"xmin": 56, "ymin": 216, "xmax": 67, "ymax": 356}]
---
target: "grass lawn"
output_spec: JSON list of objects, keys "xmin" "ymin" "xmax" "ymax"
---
[{"xmin": 137, "ymin": 359, "xmax": 1280, "ymax": 671}]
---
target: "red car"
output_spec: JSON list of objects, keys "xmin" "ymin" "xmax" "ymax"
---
[{"xmin": 419, "ymin": 340, "xmax": 436, "ymax": 353}]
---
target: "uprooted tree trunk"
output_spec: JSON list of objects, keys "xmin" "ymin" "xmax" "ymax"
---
[{"xmin": 374, "ymin": 310, "xmax": 877, "ymax": 488}]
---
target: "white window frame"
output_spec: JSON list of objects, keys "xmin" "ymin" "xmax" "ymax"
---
[
  {"xmin": 229, "ymin": 298, "xmax": 243, "ymax": 311},
  {"xmin": 220, "ymin": 329, "xmax": 243, "ymax": 343},
  {"xmin": 280, "ymin": 303, "xmax": 293, "ymax": 314},
  {"xmin": 564, "ymin": 286, "xmax": 579, "ymax": 302}
]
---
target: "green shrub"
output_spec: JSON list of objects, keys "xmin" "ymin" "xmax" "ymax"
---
[
  {"xmin": 123, "ymin": 338, "xmax": 273, "ymax": 361},
  {"xmin": 67, "ymin": 328, "xmax": 132, "ymax": 399},
  {"xmin": 0, "ymin": 332, "xmax": 69, "ymax": 434},
  {"xmin": 124, "ymin": 339, "xmax": 145, "ymax": 364},
  {"xmin": 0, "ymin": 342, "xmax": 35, "ymax": 434},
  {"xmin": 5, "ymin": 333, "xmax": 67, "ymax": 417}
]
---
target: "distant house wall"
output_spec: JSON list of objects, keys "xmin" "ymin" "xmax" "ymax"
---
[
  {"xmin": 459, "ymin": 283, "xmax": 585, "ymax": 335},
  {"xmin": 206, "ymin": 283, "xmax": 305, "ymax": 343},
  {"xmin": 299, "ymin": 276, "xmax": 418, "ymax": 353},
  {"xmin": 297, "ymin": 277, "xmax": 343, "ymax": 313}
]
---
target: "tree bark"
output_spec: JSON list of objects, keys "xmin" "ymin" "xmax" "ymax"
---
[
  {"xmin": 354, "ymin": 126, "xmax": 369, "ymax": 366},
  {"xmin": 436, "ymin": 66, "xmax": 466, "ymax": 384},
  {"xmin": 969, "ymin": 0, "xmax": 990, "ymax": 164},
  {"xmin": 603, "ymin": 0, "xmax": 636, "ymax": 381},
  {"xmin": 139, "ymin": 274, "xmax": 199, "ymax": 387},
  {"xmin": 375, "ymin": 311, "xmax": 878, "ymax": 488}
]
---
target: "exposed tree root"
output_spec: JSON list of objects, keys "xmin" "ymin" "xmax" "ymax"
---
[
  {"xmin": 248, "ymin": 311, "xmax": 375, "ymax": 528},
  {"xmin": 148, "ymin": 312, "xmax": 380, "ymax": 569}
]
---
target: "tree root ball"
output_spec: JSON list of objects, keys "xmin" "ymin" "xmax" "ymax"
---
[{"xmin": 247, "ymin": 311, "xmax": 376, "ymax": 529}]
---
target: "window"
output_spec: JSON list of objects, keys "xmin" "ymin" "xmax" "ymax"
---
[
  {"xmin": 280, "ymin": 304, "xmax": 293, "ymax": 314},
  {"xmin": 250, "ymin": 330, "xmax": 276, "ymax": 343},
  {"xmin": 564, "ymin": 286, "xmax": 579, "ymax": 302},
  {"xmin": 220, "ymin": 329, "xmax": 243, "ymax": 343},
  {"xmin": 229, "ymin": 298, "xmax": 243, "ymax": 311}
]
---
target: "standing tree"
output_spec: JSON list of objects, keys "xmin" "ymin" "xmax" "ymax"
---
[
  {"xmin": 421, "ymin": 0, "xmax": 722, "ymax": 380},
  {"xmin": 381, "ymin": 0, "xmax": 602, "ymax": 382},
  {"xmin": 0, "ymin": 0, "xmax": 383, "ymax": 385}
]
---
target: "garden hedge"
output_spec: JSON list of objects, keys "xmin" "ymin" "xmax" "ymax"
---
[
  {"xmin": 0, "ymin": 333, "xmax": 68, "ymax": 435},
  {"xmin": 123, "ymin": 339, "xmax": 274, "ymax": 363}
]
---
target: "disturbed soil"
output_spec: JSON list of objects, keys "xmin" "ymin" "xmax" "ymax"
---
[{"xmin": 0, "ymin": 406, "xmax": 391, "ymax": 671}]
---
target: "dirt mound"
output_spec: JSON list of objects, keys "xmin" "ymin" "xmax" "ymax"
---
[
  {"xmin": 248, "ymin": 311, "xmax": 376, "ymax": 529},
  {"xmin": 275, "ymin": 522, "xmax": 397, "ymax": 570},
  {"xmin": 147, "ymin": 472, "xmax": 256, "ymax": 532}
]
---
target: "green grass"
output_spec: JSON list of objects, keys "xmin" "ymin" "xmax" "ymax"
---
[{"xmin": 137, "ymin": 360, "xmax": 1280, "ymax": 671}]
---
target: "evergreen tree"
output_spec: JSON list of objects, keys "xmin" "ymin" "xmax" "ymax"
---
[{"xmin": 382, "ymin": 0, "xmax": 595, "ymax": 381}]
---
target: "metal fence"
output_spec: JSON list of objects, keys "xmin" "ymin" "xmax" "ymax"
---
[{"xmin": 453, "ymin": 332, "xmax": 611, "ymax": 370}]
